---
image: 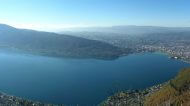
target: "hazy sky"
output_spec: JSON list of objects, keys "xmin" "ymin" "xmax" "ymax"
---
[{"xmin": 0, "ymin": 0, "xmax": 190, "ymax": 31}]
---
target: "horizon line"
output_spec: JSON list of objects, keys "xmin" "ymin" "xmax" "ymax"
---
[{"xmin": 1, "ymin": 23, "xmax": 190, "ymax": 32}]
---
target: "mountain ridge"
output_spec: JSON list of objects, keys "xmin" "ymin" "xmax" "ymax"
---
[
  {"xmin": 0, "ymin": 24, "xmax": 129, "ymax": 59},
  {"xmin": 60, "ymin": 25, "xmax": 190, "ymax": 35}
]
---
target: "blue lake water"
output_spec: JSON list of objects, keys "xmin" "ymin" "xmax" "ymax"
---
[{"xmin": 0, "ymin": 51, "xmax": 189, "ymax": 105}]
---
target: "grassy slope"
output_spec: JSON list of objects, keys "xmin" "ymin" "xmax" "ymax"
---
[{"xmin": 144, "ymin": 68, "xmax": 190, "ymax": 106}]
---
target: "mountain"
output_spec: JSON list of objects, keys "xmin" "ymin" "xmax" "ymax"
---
[
  {"xmin": 60, "ymin": 25, "xmax": 190, "ymax": 35},
  {"xmin": 0, "ymin": 24, "xmax": 129, "ymax": 59},
  {"xmin": 60, "ymin": 26, "xmax": 190, "ymax": 49}
]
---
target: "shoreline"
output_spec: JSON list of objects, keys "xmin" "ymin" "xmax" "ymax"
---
[
  {"xmin": 101, "ymin": 67, "xmax": 190, "ymax": 106},
  {"xmin": 0, "ymin": 92, "xmax": 57, "ymax": 106},
  {"xmin": 0, "ymin": 50, "xmax": 189, "ymax": 105},
  {"xmin": 100, "ymin": 82, "xmax": 168, "ymax": 106}
]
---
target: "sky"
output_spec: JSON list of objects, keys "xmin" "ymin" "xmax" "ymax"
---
[{"xmin": 0, "ymin": 0, "xmax": 190, "ymax": 31}]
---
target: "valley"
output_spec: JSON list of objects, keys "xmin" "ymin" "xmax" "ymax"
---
[{"xmin": 0, "ymin": 25, "xmax": 190, "ymax": 105}]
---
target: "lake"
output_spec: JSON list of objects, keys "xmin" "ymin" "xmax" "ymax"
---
[{"xmin": 0, "ymin": 51, "xmax": 189, "ymax": 105}]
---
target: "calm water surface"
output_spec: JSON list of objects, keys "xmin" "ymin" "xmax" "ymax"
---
[{"xmin": 0, "ymin": 51, "xmax": 189, "ymax": 105}]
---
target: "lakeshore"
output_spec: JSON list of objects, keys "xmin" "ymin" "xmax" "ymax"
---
[
  {"xmin": 101, "ymin": 68, "xmax": 190, "ymax": 106},
  {"xmin": 0, "ymin": 51, "xmax": 189, "ymax": 105}
]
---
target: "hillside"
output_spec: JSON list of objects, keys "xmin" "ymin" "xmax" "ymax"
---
[
  {"xmin": 0, "ymin": 24, "xmax": 129, "ymax": 59},
  {"xmin": 61, "ymin": 26, "xmax": 190, "ymax": 63},
  {"xmin": 101, "ymin": 68, "xmax": 190, "ymax": 106},
  {"xmin": 144, "ymin": 68, "xmax": 190, "ymax": 106}
]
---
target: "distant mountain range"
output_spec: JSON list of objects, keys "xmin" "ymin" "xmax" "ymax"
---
[
  {"xmin": 60, "ymin": 25, "xmax": 190, "ymax": 49},
  {"xmin": 2, "ymin": 24, "xmax": 189, "ymax": 59},
  {"xmin": 60, "ymin": 25, "xmax": 190, "ymax": 35},
  {"xmin": 0, "ymin": 24, "xmax": 128, "ymax": 59}
]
